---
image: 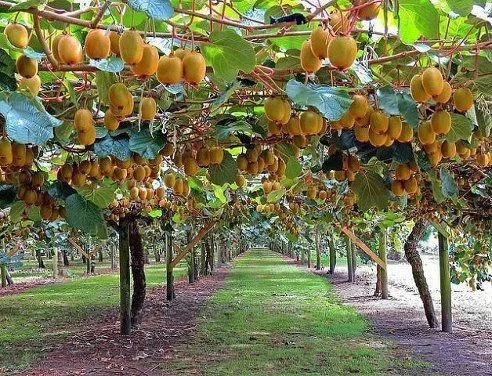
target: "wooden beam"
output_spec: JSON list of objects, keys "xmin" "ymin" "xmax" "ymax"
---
[
  {"xmin": 340, "ymin": 226, "xmax": 386, "ymax": 270},
  {"xmin": 170, "ymin": 221, "xmax": 217, "ymax": 269},
  {"xmin": 68, "ymin": 238, "xmax": 100, "ymax": 259}
]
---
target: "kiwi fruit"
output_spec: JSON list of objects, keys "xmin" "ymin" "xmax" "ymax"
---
[
  {"xmin": 397, "ymin": 122, "xmax": 413, "ymax": 143},
  {"xmin": 16, "ymin": 55, "xmax": 38, "ymax": 78},
  {"xmin": 57, "ymin": 35, "xmax": 83, "ymax": 65},
  {"xmin": 174, "ymin": 48, "xmax": 191, "ymax": 60},
  {"xmin": 286, "ymin": 115, "xmax": 302, "ymax": 136},
  {"xmin": 329, "ymin": 9, "xmax": 348, "ymax": 34},
  {"xmin": 139, "ymin": 97, "xmax": 157, "ymax": 121},
  {"xmin": 164, "ymin": 172, "xmax": 176, "ymax": 188},
  {"xmin": 418, "ymin": 121, "xmax": 436, "ymax": 145},
  {"xmin": 433, "ymin": 81, "xmax": 451, "ymax": 103},
  {"xmin": 328, "ymin": 36, "xmax": 357, "ymax": 70},
  {"xmin": 18, "ymin": 75, "xmax": 41, "ymax": 96},
  {"xmin": 354, "ymin": 124, "xmax": 370, "ymax": 142},
  {"xmin": 300, "ymin": 40, "xmax": 321, "ymax": 73},
  {"xmin": 196, "ymin": 147, "xmax": 210, "ymax": 167},
  {"xmin": 51, "ymin": 34, "xmax": 64, "ymax": 63},
  {"xmin": 387, "ymin": 116, "xmax": 403, "ymax": 139},
  {"xmin": 119, "ymin": 30, "xmax": 144, "ymax": 65},
  {"xmin": 182, "ymin": 51, "xmax": 206, "ymax": 84},
  {"xmin": 339, "ymin": 112, "xmax": 355, "ymax": 129},
  {"xmin": 235, "ymin": 174, "xmax": 246, "ymax": 188},
  {"xmin": 131, "ymin": 44, "xmax": 159, "ymax": 78},
  {"xmin": 421, "ymin": 67, "xmax": 444, "ymax": 96},
  {"xmin": 74, "ymin": 109, "xmax": 94, "ymax": 132},
  {"xmin": 441, "ymin": 140, "xmax": 456, "ymax": 159},
  {"xmin": 264, "ymin": 97, "xmax": 286, "ymax": 123},
  {"xmin": 0, "ymin": 138, "xmax": 13, "ymax": 166},
  {"xmin": 310, "ymin": 26, "xmax": 331, "ymax": 59},
  {"xmin": 236, "ymin": 154, "xmax": 248, "ymax": 170},
  {"xmin": 5, "ymin": 23, "xmax": 29, "ymax": 48},
  {"xmin": 85, "ymin": 29, "xmax": 111, "ymax": 60},
  {"xmin": 77, "ymin": 126, "xmax": 96, "ymax": 146},
  {"xmin": 356, "ymin": 0, "xmax": 381, "ymax": 20},
  {"xmin": 157, "ymin": 55, "xmax": 183, "ymax": 85},
  {"xmin": 368, "ymin": 129, "xmax": 388, "ymax": 147},
  {"xmin": 184, "ymin": 157, "xmax": 199, "ymax": 176},
  {"xmin": 210, "ymin": 146, "xmax": 224, "ymax": 164},
  {"xmin": 109, "ymin": 83, "xmax": 131, "ymax": 112},
  {"xmin": 369, "ymin": 110, "xmax": 389, "ymax": 134},
  {"xmin": 410, "ymin": 74, "xmax": 431, "ymax": 102},
  {"xmin": 104, "ymin": 109, "xmax": 120, "ymax": 131},
  {"xmin": 109, "ymin": 31, "xmax": 121, "ymax": 55},
  {"xmin": 300, "ymin": 110, "xmax": 320, "ymax": 135},
  {"xmin": 453, "ymin": 87, "xmax": 473, "ymax": 112},
  {"xmin": 12, "ymin": 143, "xmax": 27, "ymax": 167},
  {"xmin": 349, "ymin": 94, "xmax": 368, "ymax": 119},
  {"xmin": 430, "ymin": 110, "xmax": 451, "ymax": 135},
  {"xmin": 391, "ymin": 180, "xmax": 405, "ymax": 196},
  {"xmin": 404, "ymin": 176, "xmax": 418, "ymax": 194},
  {"xmin": 395, "ymin": 164, "xmax": 411, "ymax": 180}
]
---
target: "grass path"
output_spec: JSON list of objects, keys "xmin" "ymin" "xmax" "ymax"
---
[
  {"xmin": 0, "ymin": 263, "xmax": 187, "ymax": 371},
  {"xmin": 161, "ymin": 249, "xmax": 419, "ymax": 375}
]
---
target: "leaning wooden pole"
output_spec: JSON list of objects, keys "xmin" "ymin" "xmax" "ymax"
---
[
  {"xmin": 438, "ymin": 232, "xmax": 452, "ymax": 333},
  {"xmin": 118, "ymin": 220, "xmax": 131, "ymax": 335},
  {"xmin": 379, "ymin": 228, "xmax": 389, "ymax": 299}
]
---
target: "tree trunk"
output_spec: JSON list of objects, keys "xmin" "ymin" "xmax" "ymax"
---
[
  {"xmin": 5, "ymin": 268, "xmax": 13, "ymax": 285},
  {"xmin": 379, "ymin": 228, "xmax": 388, "ymax": 299},
  {"xmin": 36, "ymin": 249, "xmax": 45, "ymax": 268},
  {"xmin": 329, "ymin": 237, "xmax": 336, "ymax": 274},
  {"xmin": 99, "ymin": 250, "xmax": 103, "ymax": 263},
  {"xmin": 165, "ymin": 224, "xmax": 175, "ymax": 301},
  {"xmin": 374, "ymin": 266, "xmax": 382, "ymax": 296},
  {"xmin": 118, "ymin": 220, "xmax": 131, "ymax": 335},
  {"xmin": 186, "ymin": 228, "xmax": 195, "ymax": 284},
  {"xmin": 110, "ymin": 244, "xmax": 116, "ymax": 270},
  {"xmin": 346, "ymin": 237, "xmax": 353, "ymax": 282},
  {"xmin": 315, "ymin": 230, "xmax": 321, "ymax": 270},
  {"xmin": 1, "ymin": 263, "xmax": 7, "ymax": 288},
  {"xmin": 62, "ymin": 250, "xmax": 70, "ymax": 266},
  {"xmin": 438, "ymin": 232, "xmax": 452, "ymax": 333},
  {"xmin": 404, "ymin": 219, "xmax": 439, "ymax": 328},
  {"xmin": 52, "ymin": 249, "xmax": 58, "ymax": 279},
  {"xmin": 129, "ymin": 220, "xmax": 146, "ymax": 327},
  {"xmin": 200, "ymin": 241, "xmax": 207, "ymax": 276}
]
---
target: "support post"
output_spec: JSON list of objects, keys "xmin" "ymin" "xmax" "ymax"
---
[
  {"xmin": 438, "ymin": 233, "xmax": 452, "ymax": 333},
  {"xmin": 379, "ymin": 228, "xmax": 388, "ymax": 299},
  {"xmin": 0, "ymin": 263, "xmax": 6, "ymax": 288},
  {"xmin": 118, "ymin": 220, "xmax": 131, "ymax": 335},
  {"xmin": 315, "ymin": 229, "xmax": 321, "ymax": 270},
  {"xmin": 346, "ymin": 237, "xmax": 353, "ymax": 282},
  {"xmin": 166, "ymin": 229, "xmax": 175, "ymax": 301},
  {"xmin": 52, "ymin": 249, "xmax": 58, "ymax": 279},
  {"xmin": 329, "ymin": 236, "xmax": 336, "ymax": 274}
]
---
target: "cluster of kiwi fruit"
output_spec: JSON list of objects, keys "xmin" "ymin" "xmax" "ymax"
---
[
  {"xmin": 326, "ymin": 152, "xmax": 361, "ymax": 182},
  {"xmin": 261, "ymin": 177, "xmax": 282, "ymax": 195},
  {"xmin": 163, "ymin": 171, "xmax": 191, "ymax": 197},
  {"xmin": 0, "ymin": 138, "xmax": 35, "ymax": 169},
  {"xmin": 236, "ymin": 144, "xmax": 287, "ymax": 178},
  {"xmin": 170, "ymin": 145, "xmax": 224, "ymax": 178},
  {"xmin": 390, "ymin": 162, "xmax": 420, "ymax": 197},
  {"xmin": 301, "ymin": 1, "xmax": 380, "ymax": 73}
]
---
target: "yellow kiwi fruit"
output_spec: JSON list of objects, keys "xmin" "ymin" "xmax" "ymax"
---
[
  {"xmin": 310, "ymin": 26, "xmax": 331, "ymax": 59},
  {"xmin": 196, "ymin": 147, "xmax": 210, "ymax": 167},
  {"xmin": 184, "ymin": 157, "xmax": 199, "ymax": 176},
  {"xmin": 24, "ymin": 147, "xmax": 34, "ymax": 167},
  {"xmin": 77, "ymin": 126, "xmax": 96, "ymax": 146},
  {"xmin": 398, "ymin": 123, "xmax": 413, "ymax": 143},
  {"xmin": 369, "ymin": 110, "xmax": 389, "ymax": 134},
  {"xmin": 334, "ymin": 170, "xmax": 347, "ymax": 182},
  {"xmin": 173, "ymin": 178, "xmax": 184, "ymax": 195},
  {"xmin": 391, "ymin": 180, "xmax": 405, "ymax": 197},
  {"xmin": 453, "ymin": 87, "xmax": 473, "ymax": 112},
  {"xmin": 139, "ymin": 97, "xmax": 157, "ymax": 121},
  {"xmin": 368, "ymin": 129, "xmax": 388, "ymax": 147},
  {"xmin": 428, "ymin": 149, "xmax": 442, "ymax": 167},
  {"xmin": 356, "ymin": 0, "xmax": 381, "ymax": 20},
  {"xmin": 395, "ymin": 164, "xmax": 411, "ymax": 181},
  {"xmin": 173, "ymin": 151, "xmax": 183, "ymax": 168},
  {"xmin": 264, "ymin": 97, "xmax": 286, "ymax": 123},
  {"xmin": 131, "ymin": 44, "xmax": 159, "ymax": 78},
  {"xmin": 404, "ymin": 176, "xmax": 418, "ymax": 194},
  {"xmin": 300, "ymin": 40, "xmax": 321, "ymax": 73},
  {"xmin": 210, "ymin": 146, "xmax": 224, "ymax": 164},
  {"xmin": 119, "ymin": 29, "xmax": 144, "ymax": 65},
  {"xmin": 349, "ymin": 95, "xmax": 368, "ymax": 119},
  {"xmin": 286, "ymin": 115, "xmax": 302, "ymax": 136},
  {"xmin": 85, "ymin": 29, "xmax": 111, "ymax": 60},
  {"xmin": 307, "ymin": 186, "xmax": 318, "ymax": 199},
  {"xmin": 57, "ymin": 35, "xmax": 83, "ymax": 65},
  {"xmin": 74, "ymin": 109, "xmax": 94, "ymax": 132},
  {"xmin": 280, "ymin": 101, "xmax": 292, "ymax": 126},
  {"xmin": 130, "ymin": 186, "xmax": 139, "ymax": 200},
  {"xmin": 164, "ymin": 172, "xmax": 176, "ymax": 188},
  {"xmin": 133, "ymin": 165, "xmax": 146, "ymax": 181},
  {"xmin": 174, "ymin": 48, "xmax": 191, "ymax": 60},
  {"xmin": 236, "ymin": 154, "xmax": 248, "ymax": 170},
  {"xmin": 108, "ymin": 83, "xmax": 131, "ymax": 112},
  {"xmin": 441, "ymin": 140, "xmax": 456, "ymax": 159},
  {"xmin": 40, "ymin": 203, "xmax": 53, "ymax": 220},
  {"xmin": 339, "ymin": 112, "xmax": 355, "ymax": 129},
  {"xmin": 476, "ymin": 153, "xmax": 490, "ymax": 167},
  {"xmin": 51, "ymin": 34, "xmax": 64, "ymax": 63},
  {"xmin": 430, "ymin": 110, "xmax": 451, "ymax": 135},
  {"xmin": 410, "ymin": 74, "xmax": 431, "ymax": 102},
  {"xmin": 329, "ymin": 9, "xmax": 349, "ymax": 34},
  {"xmin": 79, "ymin": 160, "xmax": 92, "ymax": 174},
  {"xmin": 23, "ymin": 189, "xmax": 38, "ymax": 205},
  {"xmin": 268, "ymin": 121, "xmax": 281, "ymax": 136},
  {"xmin": 16, "ymin": 55, "xmax": 38, "ymax": 78},
  {"xmin": 433, "ymin": 81, "xmax": 451, "ymax": 103},
  {"xmin": 89, "ymin": 161, "xmax": 101, "ymax": 179},
  {"xmin": 424, "ymin": 141, "xmax": 439, "ymax": 155},
  {"xmin": 384, "ymin": 137, "xmax": 395, "ymax": 147},
  {"xmin": 328, "ymin": 35, "xmax": 357, "ymax": 70},
  {"xmin": 300, "ymin": 110, "xmax": 320, "ymax": 135},
  {"xmin": 182, "ymin": 51, "xmax": 206, "ymax": 84},
  {"xmin": 421, "ymin": 67, "xmax": 444, "ymax": 96},
  {"xmin": 387, "ymin": 116, "xmax": 403, "ymax": 140},
  {"xmin": 354, "ymin": 124, "xmax": 370, "ymax": 142},
  {"xmin": 5, "ymin": 23, "xmax": 29, "ymax": 48},
  {"xmin": 109, "ymin": 31, "xmax": 120, "ymax": 55},
  {"xmin": 18, "ymin": 75, "xmax": 41, "ymax": 96},
  {"xmin": 347, "ymin": 155, "xmax": 360, "ymax": 173},
  {"xmin": 418, "ymin": 121, "xmax": 436, "ymax": 145},
  {"xmin": 11, "ymin": 142, "xmax": 26, "ymax": 167},
  {"xmin": 71, "ymin": 169, "xmax": 87, "ymax": 187},
  {"xmin": 104, "ymin": 109, "xmax": 120, "ymax": 131},
  {"xmin": 157, "ymin": 55, "xmax": 183, "ymax": 85}
]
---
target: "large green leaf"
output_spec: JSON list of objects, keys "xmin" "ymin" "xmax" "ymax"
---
[
  {"xmin": 8, "ymin": 0, "xmax": 47, "ymax": 11},
  {"xmin": 446, "ymin": 113, "xmax": 473, "ymax": 143},
  {"xmin": 286, "ymin": 80, "xmax": 353, "ymax": 121},
  {"xmin": 446, "ymin": 0, "xmax": 474, "ymax": 16},
  {"xmin": 0, "ymin": 93, "xmax": 62, "ymax": 145},
  {"xmin": 94, "ymin": 135, "xmax": 132, "ymax": 160},
  {"xmin": 352, "ymin": 171, "xmax": 390, "ymax": 212},
  {"xmin": 95, "ymin": 71, "xmax": 118, "ymax": 105},
  {"xmin": 128, "ymin": 0, "xmax": 173, "ymax": 20},
  {"xmin": 267, "ymin": 188, "xmax": 286, "ymax": 203},
  {"xmin": 376, "ymin": 85, "xmax": 419, "ymax": 126},
  {"xmin": 76, "ymin": 184, "xmax": 116, "ymax": 208},
  {"xmin": 429, "ymin": 172, "xmax": 446, "ymax": 204},
  {"xmin": 215, "ymin": 119, "xmax": 256, "ymax": 139},
  {"xmin": 208, "ymin": 151, "xmax": 238, "ymax": 186},
  {"xmin": 440, "ymin": 166, "xmax": 458, "ymax": 198},
  {"xmin": 9, "ymin": 201, "xmax": 26, "ymax": 223},
  {"xmin": 129, "ymin": 128, "xmax": 166, "ymax": 159},
  {"xmin": 202, "ymin": 29, "xmax": 256, "ymax": 82},
  {"xmin": 398, "ymin": 0, "xmax": 440, "ymax": 44},
  {"xmin": 65, "ymin": 193, "xmax": 107, "ymax": 238},
  {"xmin": 285, "ymin": 157, "xmax": 301, "ymax": 179},
  {"xmin": 0, "ymin": 50, "xmax": 16, "ymax": 91}
]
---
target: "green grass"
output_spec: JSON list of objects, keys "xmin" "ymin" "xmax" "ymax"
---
[
  {"xmin": 0, "ymin": 262, "xmax": 187, "ymax": 371},
  {"xmin": 160, "ymin": 249, "xmax": 423, "ymax": 375}
]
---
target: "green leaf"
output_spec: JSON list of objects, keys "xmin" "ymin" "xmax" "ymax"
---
[
  {"xmin": 215, "ymin": 119, "xmax": 255, "ymax": 140},
  {"xmin": 285, "ymin": 157, "xmax": 301, "ymax": 179},
  {"xmin": 202, "ymin": 29, "xmax": 256, "ymax": 82},
  {"xmin": 211, "ymin": 82, "xmax": 240, "ymax": 112},
  {"xmin": 76, "ymin": 184, "xmax": 116, "ymax": 208},
  {"xmin": 95, "ymin": 71, "xmax": 117, "ymax": 105},
  {"xmin": 286, "ymin": 80, "xmax": 353, "ymax": 121},
  {"xmin": 89, "ymin": 57, "xmax": 124, "ymax": 73},
  {"xmin": 429, "ymin": 172, "xmax": 446, "ymax": 204},
  {"xmin": 376, "ymin": 85, "xmax": 419, "ymax": 126},
  {"xmin": 27, "ymin": 205, "xmax": 41, "ymax": 222},
  {"xmin": 440, "ymin": 166, "xmax": 458, "ymax": 198},
  {"xmin": 65, "ymin": 194, "xmax": 107, "ymax": 238},
  {"xmin": 0, "ymin": 185, "xmax": 17, "ymax": 208},
  {"xmin": 9, "ymin": 201, "xmax": 26, "ymax": 223},
  {"xmin": 398, "ymin": 0, "xmax": 440, "ymax": 44},
  {"xmin": 352, "ymin": 171, "xmax": 390, "ymax": 212},
  {"xmin": 94, "ymin": 135, "xmax": 132, "ymax": 160},
  {"xmin": 127, "ymin": 0, "xmax": 173, "ymax": 20},
  {"xmin": 267, "ymin": 188, "xmax": 286, "ymax": 203},
  {"xmin": 8, "ymin": 0, "xmax": 47, "ymax": 11},
  {"xmin": 213, "ymin": 185, "xmax": 227, "ymax": 203},
  {"xmin": 0, "ymin": 50, "xmax": 16, "ymax": 91},
  {"xmin": 446, "ymin": 113, "xmax": 473, "ymax": 143},
  {"xmin": 129, "ymin": 128, "xmax": 166, "ymax": 159},
  {"xmin": 446, "ymin": 0, "xmax": 473, "ymax": 16},
  {"xmin": 208, "ymin": 151, "xmax": 238, "ymax": 186},
  {"xmin": 0, "ymin": 93, "xmax": 62, "ymax": 145}
]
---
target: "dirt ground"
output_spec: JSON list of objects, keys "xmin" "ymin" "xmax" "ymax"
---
[
  {"xmin": 18, "ymin": 266, "xmax": 230, "ymax": 376},
  {"xmin": 319, "ymin": 253, "xmax": 492, "ymax": 376}
]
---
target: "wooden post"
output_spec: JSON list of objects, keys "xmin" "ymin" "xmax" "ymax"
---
[
  {"xmin": 351, "ymin": 242, "xmax": 357, "ymax": 278},
  {"xmin": 329, "ymin": 237, "xmax": 336, "ymax": 274},
  {"xmin": 315, "ymin": 229, "xmax": 321, "ymax": 270},
  {"xmin": 346, "ymin": 236, "xmax": 353, "ymax": 282},
  {"xmin": 0, "ymin": 263, "xmax": 7, "ymax": 288},
  {"xmin": 118, "ymin": 220, "xmax": 131, "ymax": 335},
  {"xmin": 307, "ymin": 245, "xmax": 311, "ymax": 268},
  {"xmin": 166, "ymin": 230, "xmax": 175, "ymax": 301},
  {"xmin": 379, "ymin": 228, "xmax": 389, "ymax": 299},
  {"xmin": 110, "ymin": 243, "xmax": 116, "ymax": 270},
  {"xmin": 438, "ymin": 233, "xmax": 452, "ymax": 333},
  {"xmin": 52, "ymin": 248, "xmax": 58, "ymax": 279}
]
